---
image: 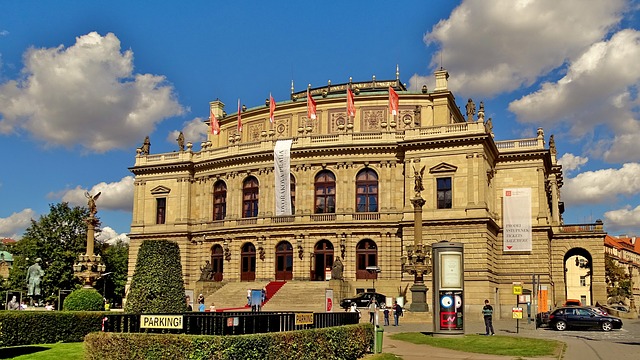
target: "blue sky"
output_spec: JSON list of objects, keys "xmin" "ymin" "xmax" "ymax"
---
[{"xmin": 1, "ymin": 0, "xmax": 640, "ymax": 242}]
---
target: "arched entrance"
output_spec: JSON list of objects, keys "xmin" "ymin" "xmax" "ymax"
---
[
  {"xmin": 275, "ymin": 241, "xmax": 293, "ymax": 280},
  {"xmin": 312, "ymin": 240, "xmax": 334, "ymax": 281},
  {"xmin": 210, "ymin": 244, "xmax": 224, "ymax": 281},
  {"xmin": 564, "ymin": 248, "xmax": 593, "ymax": 305},
  {"xmin": 241, "ymin": 242, "xmax": 256, "ymax": 281}
]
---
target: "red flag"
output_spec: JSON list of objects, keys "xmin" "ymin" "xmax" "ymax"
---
[
  {"xmin": 347, "ymin": 88, "xmax": 356, "ymax": 117},
  {"xmin": 389, "ymin": 86, "xmax": 399, "ymax": 116},
  {"xmin": 237, "ymin": 99, "xmax": 243, "ymax": 132},
  {"xmin": 269, "ymin": 93, "xmax": 276, "ymax": 123},
  {"xmin": 210, "ymin": 107, "xmax": 220, "ymax": 135},
  {"xmin": 307, "ymin": 89, "xmax": 316, "ymax": 120}
]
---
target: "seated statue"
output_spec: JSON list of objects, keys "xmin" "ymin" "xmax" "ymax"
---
[{"xmin": 331, "ymin": 257, "xmax": 344, "ymax": 280}]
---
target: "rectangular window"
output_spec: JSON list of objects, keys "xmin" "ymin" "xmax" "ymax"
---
[
  {"xmin": 580, "ymin": 276, "xmax": 586, "ymax": 286},
  {"xmin": 437, "ymin": 177, "xmax": 452, "ymax": 209},
  {"xmin": 156, "ymin": 198, "xmax": 166, "ymax": 224}
]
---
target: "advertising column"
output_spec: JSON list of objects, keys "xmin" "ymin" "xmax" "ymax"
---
[{"xmin": 432, "ymin": 241, "xmax": 464, "ymax": 336}]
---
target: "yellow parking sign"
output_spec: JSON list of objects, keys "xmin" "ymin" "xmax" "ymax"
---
[
  {"xmin": 512, "ymin": 285, "xmax": 523, "ymax": 295},
  {"xmin": 512, "ymin": 307, "xmax": 523, "ymax": 319}
]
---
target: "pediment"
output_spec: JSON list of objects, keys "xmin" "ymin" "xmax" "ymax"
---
[
  {"xmin": 429, "ymin": 162, "xmax": 458, "ymax": 174},
  {"xmin": 150, "ymin": 185, "xmax": 171, "ymax": 195}
]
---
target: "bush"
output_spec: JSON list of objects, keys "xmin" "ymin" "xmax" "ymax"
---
[
  {"xmin": 125, "ymin": 240, "xmax": 187, "ymax": 314},
  {"xmin": 0, "ymin": 311, "xmax": 104, "ymax": 347},
  {"xmin": 64, "ymin": 288, "xmax": 105, "ymax": 311},
  {"xmin": 85, "ymin": 323, "xmax": 373, "ymax": 360}
]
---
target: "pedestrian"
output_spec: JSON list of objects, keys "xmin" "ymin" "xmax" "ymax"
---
[
  {"xmin": 247, "ymin": 289, "xmax": 251, "ymax": 306},
  {"xmin": 368, "ymin": 298, "xmax": 378, "ymax": 324},
  {"xmin": 482, "ymin": 299, "xmax": 495, "ymax": 335},
  {"xmin": 261, "ymin": 287, "xmax": 266, "ymax": 305},
  {"xmin": 185, "ymin": 295, "xmax": 192, "ymax": 311},
  {"xmin": 393, "ymin": 301, "xmax": 403, "ymax": 326},
  {"xmin": 383, "ymin": 306, "xmax": 390, "ymax": 326},
  {"xmin": 197, "ymin": 294, "xmax": 205, "ymax": 312}
]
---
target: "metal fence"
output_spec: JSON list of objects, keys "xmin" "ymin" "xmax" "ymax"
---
[{"xmin": 104, "ymin": 311, "xmax": 359, "ymax": 336}]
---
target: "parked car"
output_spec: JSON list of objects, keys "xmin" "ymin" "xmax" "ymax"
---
[
  {"xmin": 610, "ymin": 305, "xmax": 630, "ymax": 313},
  {"xmin": 535, "ymin": 311, "xmax": 550, "ymax": 327},
  {"xmin": 588, "ymin": 306, "xmax": 608, "ymax": 316},
  {"xmin": 548, "ymin": 306, "xmax": 623, "ymax": 332},
  {"xmin": 340, "ymin": 292, "xmax": 386, "ymax": 309},
  {"xmin": 563, "ymin": 299, "xmax": 582, "ymax": 306}
]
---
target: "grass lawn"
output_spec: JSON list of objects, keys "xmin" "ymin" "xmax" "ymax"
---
[
  {"xmin": 0, "ymin": 342, "xmax": 84, "ymax": 360},
  {"xmin": 390, "ymin": 333, "xmax": 564, "ymax": 358},
  {"xmin": 363, "ymin": 353, "xmax": 403, "ymax": 360}
]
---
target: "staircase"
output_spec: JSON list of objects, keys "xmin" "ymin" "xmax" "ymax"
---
[
  {"xmin": 208, "ymin": 281, "xmax": 270, "ymax": 310},
  {"xmin": 263, "ymin": 281, "xmax": 331, "ymax": 312}
]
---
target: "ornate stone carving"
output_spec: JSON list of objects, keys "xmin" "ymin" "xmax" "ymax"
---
[
  {"xmin": 362, "ymin": 109, "xmax": 384, "ymax": 131},
  {"xmin": 248, "ymin": 122, "xmax": 264, "ymax": 142},
  {"xmin": 330, "ymin": 111, "xmax": 348, "ymax": 133}
]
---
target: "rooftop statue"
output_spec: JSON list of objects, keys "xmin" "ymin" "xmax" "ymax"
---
[
  {"xmin": 177, "ymin": 131, "xmax": 185, "ymax": 151},
  {"xmin": 139, "ymin": 136, "xmax": 151, "ymax": 155},
  {"xmin": 466, "ymin": 98, "xmax": 476, "ymax": 121}
]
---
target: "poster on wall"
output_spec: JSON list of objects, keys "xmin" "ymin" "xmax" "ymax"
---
[{"xmin": 503, "ymin": 188, "xmax": 532, "ymax": 252}]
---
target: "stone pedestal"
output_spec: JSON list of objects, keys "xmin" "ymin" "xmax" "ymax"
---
[{"xmin": 409, "ymin": 283, "xmax": 429, "ymax": 312}]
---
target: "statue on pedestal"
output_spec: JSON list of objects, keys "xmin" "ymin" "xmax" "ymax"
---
[
  {"xmin": 85, "ymin": 191, "xmax": 101, "ymax": 216},
  {"xmin": 26, "ymin": 258, "xmax": 44, "ymax": 300},
  {"xmin": 331, "ymin": 257, "xmax": 344, "ymax": 280},
  {"xmin": 413, "ymin": 165, "xmax": 425, "ymax": 197}
]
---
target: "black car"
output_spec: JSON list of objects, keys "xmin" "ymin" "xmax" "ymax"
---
[
  {"xmin": 340, "ymin": 292, "xmax": 386, "ymax": 309},
  {"xmin": 548, "ymin": 306, "xmax": 623, "ymax": 332}
]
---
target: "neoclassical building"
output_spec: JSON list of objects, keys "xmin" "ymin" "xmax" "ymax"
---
[{"xmin": 127, "ymin": 69, "xmax": 606, "ymax": 316}]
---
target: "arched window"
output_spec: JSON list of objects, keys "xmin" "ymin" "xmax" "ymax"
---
[
  {"xmin": 356, "ymin": 239, "xmax": 378, "ymax": 279},
  {"xmin": 356, "ymin": 168, "xmax": 378, "ymax": 212},
  {"xmin": 290, "ymin": 174, "xmax": 296, "ymax": 215},
  {"xmin": 313, "ymin": 240, "xmax": 334, "ymax": 281},
  {"xmin": 210, "ymin": 244, "xmax": 224, "ymax": 281},
  {"xmin": 241, "ymin": 242, "xmax": 256, "ymax": 281},
  {"xmin": 275, "ymin": 241, "xmax": 293, "ymax": 280},
  {"xmin": 243, "ymin": 176, "xmax": 259, "ymax": 218},
  {"xmin": 314, "ymin": 170, "xmax": 336, "ymax": 214},
  {"xmin": 213, "ymin": 180, "xmax": 227, "ymax": 221}
]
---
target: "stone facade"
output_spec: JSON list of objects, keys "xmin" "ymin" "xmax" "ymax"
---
[{"xmin": 128, "ymin": 69, "xmax": 606, "ymax": 317}]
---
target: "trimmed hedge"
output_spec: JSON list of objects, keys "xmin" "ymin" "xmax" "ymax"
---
[
  {"xmin": 0, "ymin": 311, "xmax": 104, "ymax": 347},
  {"xmin": 125, "ymin": 239, "xmax": 187, "ymax": 314},
  {"xmin": 85, "ymin": 323, "xmax": 373, "ymax": 360},
  {"xmin": 63, "ymin": 288, "xmax": 105, "ymax": 311}
]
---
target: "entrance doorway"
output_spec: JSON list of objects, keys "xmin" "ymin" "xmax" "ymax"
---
[
  {"xmin": 210, "ymin": 244, "xmax": 224, "ymax": 281},
  {"xmin": 241, "ymin": 242, "xmax": 256, "ymax": 281},
  {"xmin": 275, "ymin": 241, "xmax": 293, "ymax": 280},
  {"xmin": 312, "ymin": 240, "xmax": 334, "ymax": 281}
]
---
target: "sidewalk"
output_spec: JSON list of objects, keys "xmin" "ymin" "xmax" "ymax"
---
[{"xmin": 370, "ymin": 313, "xmax": 640, "ymax": 360}]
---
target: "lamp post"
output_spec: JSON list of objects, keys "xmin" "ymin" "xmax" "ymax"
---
[
  {"xmin": 73, "ymin": 192, "xmax": 107, "ymax": 288},
  {"xmin": 629, "ymin": 265, "xmax": 636, "ymax": 311},
  {"xmin": 401, "ymin": 165, "xmax": 432, "ymax": 312}
]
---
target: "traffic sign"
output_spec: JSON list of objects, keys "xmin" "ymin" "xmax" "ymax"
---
[{"xmin": 512, "ymin": 307, "xmax": 523, "ymax": 319}]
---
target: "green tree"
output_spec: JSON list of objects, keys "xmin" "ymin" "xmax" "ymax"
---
[
  {"xmin": 605, "ymin": 254, "xmax": 631, "ymax": 298},
  {"xmin": 96, "ymin": 239, "xmax": 129, "ymax": 305},
  {"xmin": 125, "ymin": 239, "xmax": 186, "ymax": 314},
  {"xmin": 8, "ymin": 203, "xmax": 91, "ymax": 302}
]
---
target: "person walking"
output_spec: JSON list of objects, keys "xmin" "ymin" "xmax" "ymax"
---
[
  {"xmin": 383, "ymin": 306, "xmax": 390, "ymax": 326},
  {"xmin": 368, "ymin": 298, "xmax": 378, "ymax": 324},
  {"xmin": 393, "ymin": 301, "xmax": 403, "ymax": 326},
  {"xmin": 482, "ymin": 299, "xmax": 495, "ymax": 335}
]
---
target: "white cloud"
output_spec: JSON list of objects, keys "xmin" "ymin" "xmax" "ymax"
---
[
  {"xmin": 0, "ymin": 30, "xmax": 8, "ymax": 37},
  {"xmin": 0, "ymin": 32, "xmax": 184, "ymax": 152},
  {"xmin": 604, "ymin": 205, "xmax": 640, "ymax": 235},
  {"xmin": 562, "ymin": 163, "xmax": 640, "ymax": 204},
  {"xmin": 0, "ymin": 208, "xmax": 36, "ymax": 239},
  {"xmin": 58, "ymin": 176, "xmax": 134, "ymax": 212},
  {"xmin": 421, "ymin": 0, "xmax": 626, "ymax": 97},
  {"xmin": 167, "ymin": 117, "xmax": 208, "ymax": 148},
  {"xmin": 509, "ymin": 29, "xmax": 640, "ymax": 161},
  {"xmin": 558, "ymin": 153, "xmax": 589, "ymax": 173},
  {"xmin": 96, "ymin": 226, "xmax": 130, "ymax": 245}
]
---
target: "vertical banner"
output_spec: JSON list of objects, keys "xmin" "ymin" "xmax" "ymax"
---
[
  {"xmin": 325, "ymin": 289, "xmax": 334, "ymax": 312},
  {"xmin": 503, "ymin": 188, "xmax": 532, "ymax": 251},
  {"xmin": 274, "ymin": 139, "xmax": 293, "ymax": 216}
]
